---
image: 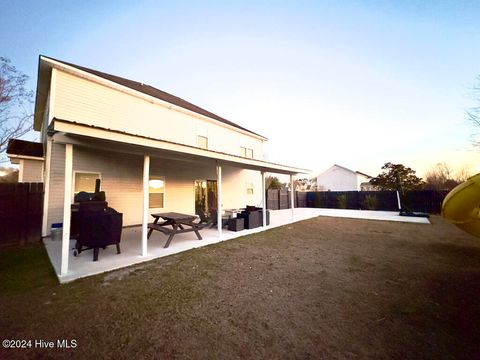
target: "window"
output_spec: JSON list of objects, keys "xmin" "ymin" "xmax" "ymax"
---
[
  {"xmin": 246, "ymin": 182, "xmax": 254, "ymax": 195},
  {"xmin": 197, "ymin": 135, "xmax": 208, "ymax": 149},
  {"xmin": 240, "ymin": 147, "xmax": 253, "ymax": 159},
  {"xmin": 74, "ymin": 172, "xmax": 101, "ymax": 193},
  {"xmin": 149, "ymin": 176, "xmax": 165, "ymax": 208}
]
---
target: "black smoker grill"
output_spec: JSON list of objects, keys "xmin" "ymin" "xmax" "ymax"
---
[{"xmin": 71, "ymin": 179, "xmax": 123, "ymax": 261}]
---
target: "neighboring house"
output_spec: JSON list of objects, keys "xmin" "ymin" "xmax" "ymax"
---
[
  {"xmin": 6, "ymin": 139, "xmax": 44, "ymax": 182},
  {"xmin": 11, "ymin": 55, "xmax": 305, "ymax": 276},
  {"xmin": 316, "ymin": 164, "xmax": 373, "ymax": 191},
  {"xmin": 358, "ymin": 179, "xmax": 376, "ymax": 192}
]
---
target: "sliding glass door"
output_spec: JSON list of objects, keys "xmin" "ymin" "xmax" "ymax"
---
[{"xmin": 194, "ymin": 180, "xmax": 217, "ymax": 215}]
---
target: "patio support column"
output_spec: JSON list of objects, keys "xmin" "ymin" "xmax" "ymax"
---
[
  {"xmin": 262, "ymin": 171, "xmax": 267, "ymax": 227},
  {"xmin": 141, "ymin": 155, "xmax": 150, "ymax": 256},
  {"xmin": 60, "ymin": 143, "xmax": 73, "ymax": 276},
  {"xmin": 216, "ymin": 162, "xmax": 222, "ymax": 238},
  {"xmin": 41, "ymin": 138, "xmax": 53, "ymax": 237},
  {"xmin": 290, "ymin": 174, "xmax": 295, "ymax": 221}
]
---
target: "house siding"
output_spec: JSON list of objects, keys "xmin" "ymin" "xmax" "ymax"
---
[
  {"xmin": 46, "ymin": 143, "xmax": 262, "ymax": 234},
  {"xmin": 53, "ymin": 70, "xmax": 264, "ymax": 160},
  {"xmin": 317, "ymin": 167, "xmax": 358, "ymax": 191},
  {"xmin": 20, "ymin": 159, "xmax": 44, "ymax": 182},
  {"xmin": 47, "ymin": 142, "xmax": 66, "ymax": 230},
  {"xmin": 356, "ymin": 173, "xmax": 372, "ymax": 190},
  {"xmin": 317, "ymin": 166, "xmax": 373, "ymax": 191}
]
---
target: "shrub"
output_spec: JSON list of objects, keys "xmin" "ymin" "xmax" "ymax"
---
[
  {"xmin": 363, "ymin": 194, "xmax": 378, "ymax": 210},
  {"xmin": 337, "ymin": 194, "xmax": 347, "ymax": 209}
]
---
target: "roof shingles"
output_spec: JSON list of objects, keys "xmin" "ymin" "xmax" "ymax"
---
[{"xmin": 7, "ymin": 139, "xmax": 44, "ymax": 157}]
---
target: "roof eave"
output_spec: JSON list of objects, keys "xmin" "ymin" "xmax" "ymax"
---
[
  {"xmin": 33, "ymin": 56, "xmax": 53, "ymax": 131},
  {"xmin": 52, "ymin": 119, "xmax": 307, "ymax": 175},
  {"xmin": 7, "ymin": 153, "xmax": 45, "ymax": 161}
]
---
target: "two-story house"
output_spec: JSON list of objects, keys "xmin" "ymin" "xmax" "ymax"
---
[
  {"xmin": 8, "ymin": 55, "xmax": 305, "ymax": 280},
  {"xmin": 316, "ymin": 164, "xmax": 373, "ymax": 191}
]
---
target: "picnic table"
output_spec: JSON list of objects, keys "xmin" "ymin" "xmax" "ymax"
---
[{"xmin": 147, "ymin": 212, "xmax": 204, "ymax": 248}]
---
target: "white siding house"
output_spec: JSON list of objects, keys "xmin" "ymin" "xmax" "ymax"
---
[
  {"xmin": 26, "ymin": 55, "xmax": 307, "ymax": 279},
  {"xmin": 317, "ymin": 164, "xmax": 373, "ymax": 191}
]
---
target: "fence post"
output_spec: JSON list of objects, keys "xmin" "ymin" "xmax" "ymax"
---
[
  {"xmin": 21, "ymin": 183, "xmax": 27, "ymax": 245},
  {"xmin": 265, "ymin": 189, "xmax": 268, "ymax": 209},
  {"xmin": 25, "ymin": 183, "xmax": 31, "ymax": 244}
]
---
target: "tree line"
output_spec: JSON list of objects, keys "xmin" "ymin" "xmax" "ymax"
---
[
  {"xmin": 369, "ymin": 162, "xmax": 470, "ymax": 192},
  {"xmin": 267, "ymin": 161, "xmax": 471, "ymax": 192}
]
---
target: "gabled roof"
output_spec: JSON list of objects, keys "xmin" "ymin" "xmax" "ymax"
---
[
  {"xmin": 6, "ymin": 139, "xmax": 44, "ymax": 158},
  {"xmin": 332, "ymin": 164, "xmax": 355, "ymax": 174},
  {"xmin": 35, "ymin": 55, "xmax": 264, "ymax": 138},
  {"xmin": 319, "ymin": 164, "xmax": 372, "ymax": 178},
  {"xmin": 355, "ymin": 171, "xmax": 373, "ymax": 179}
]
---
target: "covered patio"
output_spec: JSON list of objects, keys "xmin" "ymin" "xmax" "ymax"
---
[
  {"xmin": 45, "ymin": 208, "xmax": 317, "ymax": 283},
  {"xmin": 47, "ymin": 120, "xmax": 307, "ymax": 282}
]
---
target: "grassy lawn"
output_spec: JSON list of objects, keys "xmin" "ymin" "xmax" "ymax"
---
[{"xmin": 1, "ymin": 215, "xmax": 479, "ymax": 359}]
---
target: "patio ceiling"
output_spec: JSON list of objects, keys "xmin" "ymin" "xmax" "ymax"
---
[{"xmin": 51, "ymin": 119, "xmax": 309, "ymax": 175}]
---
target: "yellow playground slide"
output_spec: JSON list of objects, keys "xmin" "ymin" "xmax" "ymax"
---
[{"xmin": 441, "ymin": 173, "xmax": 480, "ymax": 238}]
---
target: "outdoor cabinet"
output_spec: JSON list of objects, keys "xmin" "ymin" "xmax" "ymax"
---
[{"xmin": 228, "ymin": 218, "xmax": 244, "ymax": 231}]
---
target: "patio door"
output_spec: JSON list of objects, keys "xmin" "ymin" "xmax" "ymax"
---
[{"xmin": 194, "ymin": 180, "xmax": 217, "ymax": 215}]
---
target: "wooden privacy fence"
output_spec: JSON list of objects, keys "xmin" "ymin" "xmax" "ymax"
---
[
  {"xmin": 403, "ymin": 190, "xmax": 449, "ymax": 214},
  {"xmin": 306, "ymin": 191, "xmax": 399, "ymax": 211},
  {"xmin": 266, "ymin": 190, "xmax": 307, "ymax": 210},
  {"xmin": 0, "ymin": 183, "xmax": 44, "ymax": 247},
  {"xmin": 305, "ymin": 190, "xmax": 448, "ymax": 214},
  {"xmin": 267, "ymin": 189, "xmax": 448, "ymax": 214}
]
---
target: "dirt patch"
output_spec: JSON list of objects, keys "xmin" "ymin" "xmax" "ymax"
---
[{"xmin": 1, "ymin": 215, "xmax": 479, "ymax": 359}]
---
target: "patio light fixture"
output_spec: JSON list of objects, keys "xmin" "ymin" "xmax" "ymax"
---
[{"xmin": 149, "ymin": 179, "xmax": 164, "ymax": 189}]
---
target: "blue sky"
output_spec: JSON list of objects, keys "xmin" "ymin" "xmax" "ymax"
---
[{"xmin": 1, "ymin": 0, "xmax": 479, "ymax": 177}]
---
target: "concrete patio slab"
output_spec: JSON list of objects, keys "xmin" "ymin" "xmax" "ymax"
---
[
  {"xmin": 43, "ymin": 208, "xmax": 429, "ymax": 283},
  {"xmin": 312, "ymin": 208, "xmax": 431, "ymax": 224}
]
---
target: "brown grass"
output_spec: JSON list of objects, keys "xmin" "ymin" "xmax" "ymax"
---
[{"xmin": 1, "ymin": 215, "xmax": 479, "ymax": 359}]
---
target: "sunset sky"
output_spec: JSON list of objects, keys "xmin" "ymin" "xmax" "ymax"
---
[{"xmin": 1, "ymin": 0, "xmax": 479, "ymax": 178}]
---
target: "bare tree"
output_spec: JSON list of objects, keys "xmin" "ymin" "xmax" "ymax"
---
[
  {"xmin": 467, "ymin": 75, "xmax": 480, "ymax": 147},
  {"xmin": 455, "ymin": 165, "xmax": 471, "ymax": 182},
  {"xmin": 424, "ymin": 162, "xmax": 470, "ymax": 191},
  {"xmin": 0, "ymin": 57, "xmax": 33, "ymax": 162},
  {"xmin": 425, "ymin": 162, "xmax": 455, "ymax": 190},
  {"xmin": 0, "ymin": 166, "xmax": 18, "ymax": 182}
]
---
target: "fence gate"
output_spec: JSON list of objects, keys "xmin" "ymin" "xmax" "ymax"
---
[{"xmin": 0, "ymin": 182, "xmax": 44, "ymax": 247}]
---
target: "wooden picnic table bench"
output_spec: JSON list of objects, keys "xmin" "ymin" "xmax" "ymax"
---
[{"xmin": 147, "ymin": 212, "xmax": 205, "ymax": 248}]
